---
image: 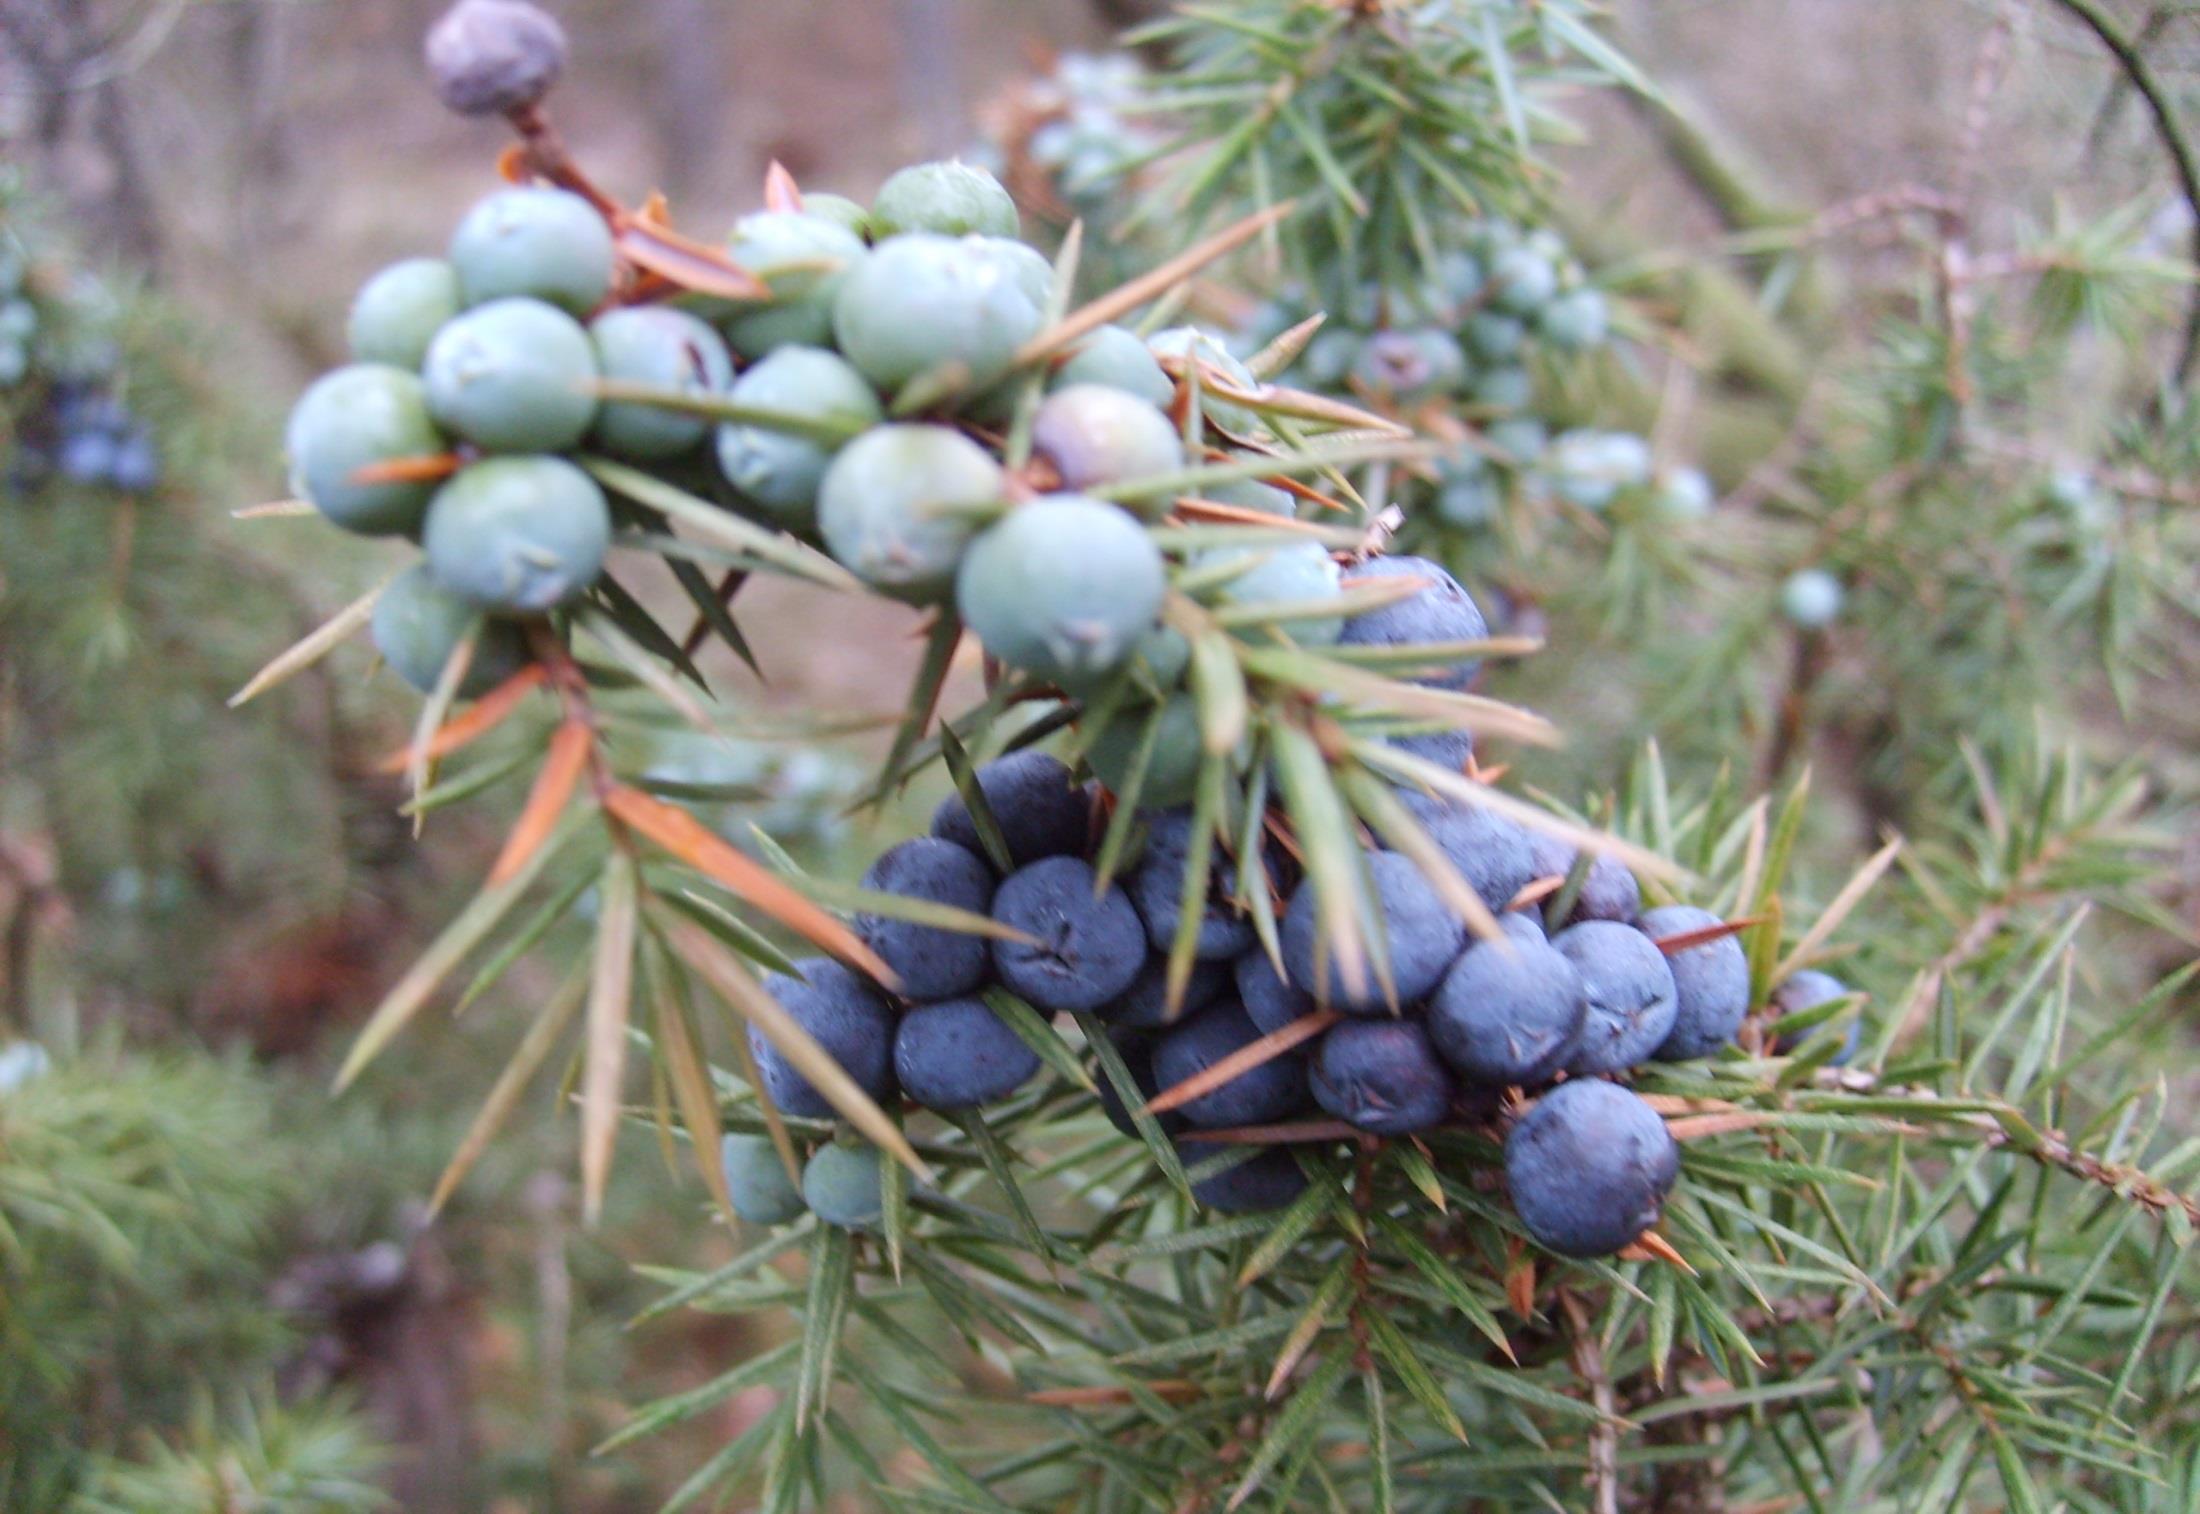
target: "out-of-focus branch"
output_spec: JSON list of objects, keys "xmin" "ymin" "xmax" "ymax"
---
[{"xmin": 2047, "ymin": 0, "xmax": 2200, "ymax": 392}]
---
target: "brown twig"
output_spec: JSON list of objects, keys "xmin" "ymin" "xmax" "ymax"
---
[{"xmin": 1562, "ymin": 1290, "xmax": 1621, "ymax": 1514}]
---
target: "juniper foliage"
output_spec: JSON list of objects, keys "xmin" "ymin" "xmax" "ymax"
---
[{"xmin": 216, "ymin": 3, "xmax": 2200, "ymax": 1510}]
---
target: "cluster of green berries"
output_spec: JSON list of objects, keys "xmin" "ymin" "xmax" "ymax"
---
[
  {"xmin": 979, "ymin": 51, "xmax": 1159, "ymax": 206},
  {"xmin": 1252, "ymin": 221, "xmax": 1611, "ymax": 410},
  {"xmin": 290, "ymin": 149, "xmax": 1309, "ymax": 708},
  {"xmin": 1241, "ymin": 222, "xmax": 1713, "ymax": 540}
]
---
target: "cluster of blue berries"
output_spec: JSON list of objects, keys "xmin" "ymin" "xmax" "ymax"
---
[
  {"xmin": 726, "ymin": 565, "xmax": 1860, "ymax": 1258},
  {"xmin": 0, "ymin": 196, "xmax": 163, "ymax": 500}
]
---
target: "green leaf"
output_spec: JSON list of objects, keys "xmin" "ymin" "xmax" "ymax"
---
[
  {"xmin": 1226, "ymin": 1350, "xmax": 1352, "ymax": 1509},
  {"xmin": 793, "ymin": 1222, "xmax": 856, "ymax": 1431}
]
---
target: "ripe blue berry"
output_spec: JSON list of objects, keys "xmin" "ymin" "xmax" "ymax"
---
[
  {"xmin": 893, "ymin": 997, "xmax": 1041, "ymax": 1109},
  {"xmin": 1100, "ymin": 954, "xmax": 1230, "ymax": 1031},
  {"xmin": 1281, "ymin": 851, "xmax": 1464, "ymax": 1015},
  {"xmin": 1335, "ymin": 555, "xmax": 1489, "ymax": 689},
  {"xmin": 1527, "ymin": 832, "xmax": 1641, "ymax": 925},
  {"xmin": 747, "ymin": 958, "xmax": 898, "ymax": 1119},
  {"xmin": 1310, "ymin": 1019, "xmax": 1454, "ymax": 1134},
  {"xmin": 422, "ymin": 296, "xmax": 600, "ymax": 452},
  {"xmin": 1125, "ymin": 812, "xmax": 1258, "ymax": 962},
  {"xmin": 1180, "ymin": 1143, "xmax": 1308, "ymax": 1213},
  {"xmin": 719, "ymin": 1133, "xmax": 805, "ymax": 1225},
  {"xmin": 1151, "ymin": 1002, "xmax": 1309, "ymax": 1129},
  {"xmin": 1773, "ymin": 969, "xmax": 1861, "ymax": 1063},
  {"xmin": 989, "ymin": 856, "xmax": 1146, "ymax": 1014},
  {"xmin": 930, "ymin": 750, "xmax": 1089, "ymax": 868},
  {"xmin": 107, "ymin": 430, "xmax": 161, "ymax": 493},
  {"xmin": 1419, "ymin": 803, "xmax": 1539, "ymax": 915},
  {"xmin": 1505, "ymin": 1078, "xmax": 1678, "ymax": 1257},
  {"xmin": 1095, "ymin": 1033, "xmax": 1185, "ymax": 1136},
  {"xmin": 1385, "ymin": 724, "xmax": 1473, "ymax": 774},
  {"xmin": 1644, "ymin": 905, "xmax": 1749, "ymax": 1062},
  {"xmin": 422, "ymin": 455, "xmax": 610, "ymax": 612},
  {"xmin": 856, "ymin": 837, "xmax": 996, "ymax": 1002},
  {"xmin": 956, "ymin": 494, "xmax": 1165, "ymax": 689},
  {"xmin": 1236, "ymin": 950, "xmax": 1315, "ymax": 1036},
  {"xmin": 1427, "ymin": 927, "xmax": 1587, "ymax": 1086},
  {"xmin": 1554, "ymin": 920, "xmax": 1679, "ymax": 1074},
  {"xmin": 424, "ymin": 0, "xmax": 567, "ymax": 116}
]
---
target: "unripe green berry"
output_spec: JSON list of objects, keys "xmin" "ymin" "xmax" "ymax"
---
[
  {"xmin": 449, "ymin": 187, "xmax": 615, "ymax": 316},
  {"xmin": 422, "ymin": 455, "xmax": 611, "ymax": 612},
  {"xmin": 721, "ymin": 210, "xmax": 868, "ymax": 358},
  {"xmin": 802, "ymin": 1142, "xmax": 884, "ymax": 1230},
  {"xmin": 1054, "ymin": 324, "xmax": 1174, "ymax": 408},
  {"xmin": 832, "ymin": 233, "xmax": 1042, "ymax": 392},
  {"xmin": 370, "ymin": 562, "xmax": 534, "ymax": 697},
  {"xmin": 796, "ymin": 193, "xmax": 871, "ymax": 239},
  {"xmin": 715, "ymin": 345, "xmax": 880, "ymax": 528},
  {"xmin": 1469, "ymin": 363, "xmax": 1533, "ymax": 412},
  {"xmin": 1147, "ymin": 326, "xmax": 1261, "ymax": 434},
  {"xmin": 1203, "ymin": 539, "xmax": 1344, "ymax": 647},
  {"xmin": 1781, "ymin": 568, "xmax": 1844, "ymax": 629},
  {"xmin": 1538, "ymin": 286, "xmax": 1609, "ymax": 350},
  {"xmin": 816, "ymin": 423, "xmax": 1004, "ymax": 600},
  {"xmin": 721, "ymin": 1133, "xmax": 807, "ymax": 1226},
  {"xmin": 956, "ymin": 494, "xmax": 1165, "ymax": 689},
  {"xmin": 1086, "ymin": 692, "xmax": 1207, "ymax": 810},
  {"xmin": 587, "ymin": 305, "xmax": 732, "ymax": 460},
  {"xmin": 869, "ymin": 160, "xmax": 1019, "ymax": 239},
  {"xmin": 348, "ymin": 258, "xmax": 463, "ymax": 369},
  {"xmin": 422, "ymin": 296, "xmax": 600, "ymax": 453},
  {"xmin": 286, "ymin": 364, "xmax": 450, "ymax": 536}
]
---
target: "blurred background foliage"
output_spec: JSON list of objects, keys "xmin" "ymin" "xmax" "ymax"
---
[{"xmin": 1, "ymin": 0, "xmax": 2197, "ymax": 1508}]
